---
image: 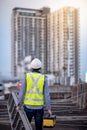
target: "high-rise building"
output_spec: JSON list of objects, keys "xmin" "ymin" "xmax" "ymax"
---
[
  {"xmin": 11, "ymin": 6, "xmax": 80, "ymax": 84},
  {"xmin": 47, "ymin": 7, "xmax": 80, "ymax": 83},
  {"xmin": 11, "ymin": 7, "xmax": 50, "ymax": 77}
]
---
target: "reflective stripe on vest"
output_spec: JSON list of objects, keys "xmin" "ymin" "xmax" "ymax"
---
[{"xmin": 23, "ymin": 72, "xmax": 45, "ymax": 106}]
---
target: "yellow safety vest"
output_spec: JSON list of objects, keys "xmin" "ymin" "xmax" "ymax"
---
[{"xmin": 23, "ymin": 72, "xmax": 45, "ymax": 106}]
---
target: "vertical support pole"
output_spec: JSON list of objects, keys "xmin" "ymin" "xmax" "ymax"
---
[
  {"xmin": 80, "ymin": 83, "xmax": 83, "ymax": 109},
  {"xmin": 77, "ymin": 84, "xmax": 79, "ymax": 106}
]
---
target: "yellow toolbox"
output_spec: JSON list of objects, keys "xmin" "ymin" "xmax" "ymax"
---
[{"xmin": 43, "ymin": 115, "xmax": 56, "ymax": 127}]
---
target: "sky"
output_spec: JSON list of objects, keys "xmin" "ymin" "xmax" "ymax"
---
[{"xmin": 0, "ymin": 0, "xmax": 87, "ymax": 80}]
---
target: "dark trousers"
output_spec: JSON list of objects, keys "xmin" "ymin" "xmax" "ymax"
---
[{"xmin": 24, "ymin": 106, "xmax": 44, "ymax": 130}]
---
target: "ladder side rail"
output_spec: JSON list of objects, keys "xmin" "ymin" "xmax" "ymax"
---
[{"xmin": 11, "ymin": 92, "xmax": 32, "ymax": 130}]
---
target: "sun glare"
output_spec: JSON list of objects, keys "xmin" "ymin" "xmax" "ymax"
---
[{"xmin": 51, "ymin": 0, "xmax": 83, "ymax": 11}]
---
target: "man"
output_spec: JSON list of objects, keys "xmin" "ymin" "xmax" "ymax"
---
[{"xmin": 16, "ymin": 58, "xmax": 52, "ymax": 130}]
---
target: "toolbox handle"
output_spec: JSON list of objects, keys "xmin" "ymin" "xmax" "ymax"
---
[
  {"xmin": 48, "ymin": 114, "xmax": 56, "ymax": 119},
  {"xmin": 48, "ymin": 114, "xmax": 50, "ymax": 117}
]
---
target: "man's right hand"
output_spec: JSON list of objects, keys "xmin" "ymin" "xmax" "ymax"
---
[{"xmin": 48, "ymin": 109, "xmax": 52, "ymax": 115}]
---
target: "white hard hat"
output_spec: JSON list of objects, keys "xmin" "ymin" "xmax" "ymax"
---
[{"xmin": 30, "ymin": 58, "xmax": 42, "ymax": 69}]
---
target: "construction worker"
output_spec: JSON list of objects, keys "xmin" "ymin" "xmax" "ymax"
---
[{"xmin": 16, "ymin": 58, "xmax": 52, "ymax": 130}]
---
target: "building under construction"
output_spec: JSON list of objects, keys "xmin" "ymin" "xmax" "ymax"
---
[{"xmin": 11, "ymin": 6, "xmax": 80, "ymax": 84}]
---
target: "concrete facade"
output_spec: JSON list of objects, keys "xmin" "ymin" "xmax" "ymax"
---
[{"xmin": 11, "ymin": 7, "xmax": 80, "ymax": 84}]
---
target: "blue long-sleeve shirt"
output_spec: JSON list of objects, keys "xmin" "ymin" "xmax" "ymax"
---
[{"xmin": 18, "ymin": 71, "xmax": 51, "ymax": 110}]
